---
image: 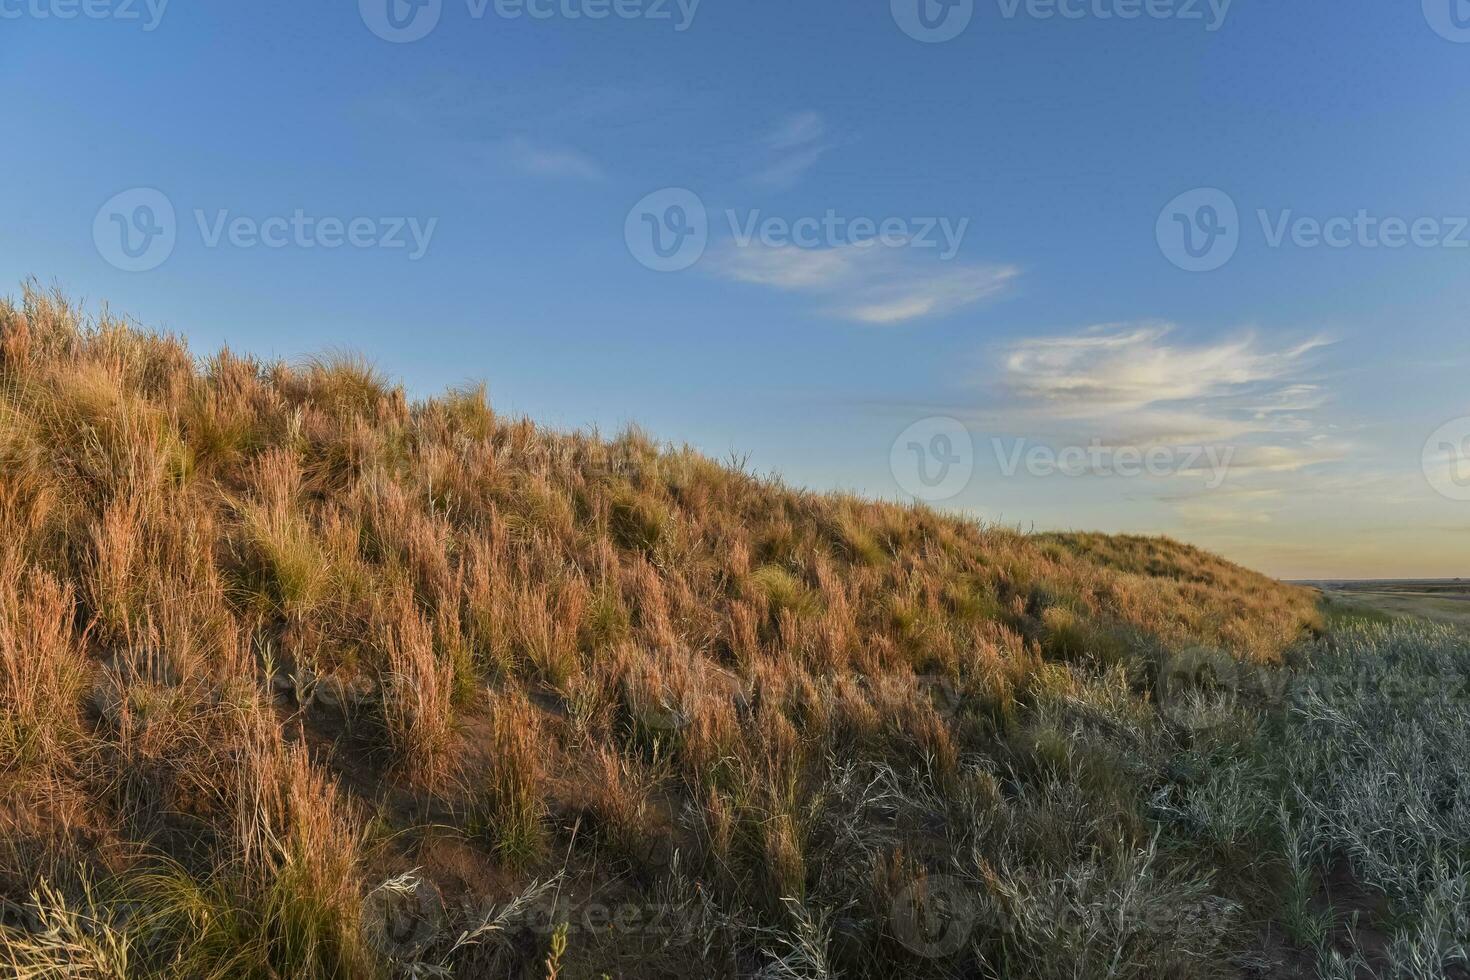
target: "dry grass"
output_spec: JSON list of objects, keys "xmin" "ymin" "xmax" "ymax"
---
[{"xmin": 0, "ymin": 285, "xmax": 1341, "ymax": 978}]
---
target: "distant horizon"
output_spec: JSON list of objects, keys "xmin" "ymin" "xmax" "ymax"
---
[{"xmin": 1288, "ymin": 577, "xmax": 1468, "ymax": 584}]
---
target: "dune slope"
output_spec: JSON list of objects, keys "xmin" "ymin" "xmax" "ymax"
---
[{"xmin": 0, "ymin": 289, "xmax": 1321, "ymax": 978}]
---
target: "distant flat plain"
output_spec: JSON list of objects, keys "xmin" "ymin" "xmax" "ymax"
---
[{"xmin": 1296, "ymin": 579, "xmax": 1470, "ymax": 630}]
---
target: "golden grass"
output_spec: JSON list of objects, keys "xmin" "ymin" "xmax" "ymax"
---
[{"xmin": 0, "ymin": 285, "xmax": 1323, "ymax": 978}]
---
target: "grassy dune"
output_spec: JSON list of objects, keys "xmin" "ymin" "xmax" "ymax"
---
[{"xmin": 5, "ymin": 287, "xmax": 1461, "ymax": 978}]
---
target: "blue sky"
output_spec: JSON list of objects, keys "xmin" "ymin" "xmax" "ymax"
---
[{"xmin": 4, "ymin": 0, "xmax": 1470, "ymax": 578}]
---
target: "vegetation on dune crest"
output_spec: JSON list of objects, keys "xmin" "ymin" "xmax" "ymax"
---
[{"xmin": 2, "ymin": 286, "xmax": 1462, "ymax": 979}]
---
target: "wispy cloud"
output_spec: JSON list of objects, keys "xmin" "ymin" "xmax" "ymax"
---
[
  {"xmin": 716, "ymin": 240, "xmax": 858, "ymax": 291},
  {"xmin": 1000, "ymin": 324, "xmax": 1331, "ymax": 415},
  {"xmin": 838, "ymin": 265, "xmax": 1019, "ymax": 324},
  {"xmin": 748, "ymin": 111, "xmax": 833, "ymax": 190},
  {"xmin": 993, "ymin": 325, "xmax": 1344, "ymax": 465},
  {"xmin": 1172, "ymin": 499, "xmax": 1276, "ymax": 526},
  {"xmin": 977, "ymin": 324, "xmax": 1347, "ymax": 524},
  {"xmin": 713, "ymin": 240, "xmax": 1019, "ymax": 325},
  {"xmin": 486, "ymin": 136, "xmax": 607, "ymax": 181},
  {"xmin": 370, "ymin": 82, "xmax": 676, "ymax": 185}
]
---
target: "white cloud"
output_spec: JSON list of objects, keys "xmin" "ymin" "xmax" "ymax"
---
[
  {"xmin": 748, "ymin": 112, "xmax": 832, "ymax": 190},
  {"xmin": 836, "ymin": 265, "xmax": 1019, "ymax": 325},
  {"xmin": 1172, "ymin": 500, "xmax": 1275, "ymax": 526},
  {"xmin": 717, "ymin": 240, "xmax": 861, "ymax": 290},
  {"xmin": 1001, "ymin": 324, "xmax": 1330, "ymax": 414},
  {"xmin": 712, "ymin": 240, "xmax": 1018, "ymax": 325},
  {"xmin": 767, "ymin": 111, "xmax": 826, "ymax": 150},
  {"xmin": 487, "ymin": 136, "xmax": 607, "ymax": 181},
  {"xmin": 1247, "ymin": 384, "xmax": 1329, "ymax": 416},
  {"xmin": 979, "ymin": 324, "xmax": 1346, "ymax": 523},
  {"xmin": 1206, "ymin": 442, "xmax": 1349, "ymax": 475}
]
